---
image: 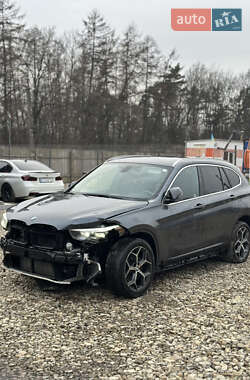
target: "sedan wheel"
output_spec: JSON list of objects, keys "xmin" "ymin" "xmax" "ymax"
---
[
  {"xmin": 105, "ymin": 238, "xmax": 155, "ymax": 298},
  {"xmin": 1, "ymin": 184, "xmax": 15, "ymax": 203}
]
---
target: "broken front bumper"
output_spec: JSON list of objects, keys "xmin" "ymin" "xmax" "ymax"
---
[{"xmin": 0, "ymin": 237, "xmax": 101, "ymax": 285}]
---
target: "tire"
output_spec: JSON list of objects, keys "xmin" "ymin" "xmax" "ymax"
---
[
  {"xmin": 1, "ymin": 184, "xmax": 16, "ymax": 203},
  {"xmin": 223, "ymin": 221, "xmax": 250, "ymax": 263},
  {"xmin": 105, "ymin": 237, "xmax": 155, "ymax": 298}
]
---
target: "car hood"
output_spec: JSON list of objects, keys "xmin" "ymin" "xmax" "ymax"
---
[{"xmin": 7, "ymin": 192, "xmax": 148, "ymax": 229}]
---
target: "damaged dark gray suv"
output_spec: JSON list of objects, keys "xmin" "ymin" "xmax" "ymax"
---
[{"xmin": 1, "ymin": 156, "xmax": 250, "ymax": 298}]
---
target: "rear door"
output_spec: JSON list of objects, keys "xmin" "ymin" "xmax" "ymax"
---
[{"xmin": 196, "ymin": 164, "xmax": 239, "ymax": 246}]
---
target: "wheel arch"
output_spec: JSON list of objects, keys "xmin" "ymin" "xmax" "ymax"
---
[
  {"xmin": 129, "ymin": 230, "xmax": 159, "ymax": 265},
  {"xmin": 0, "ymin": 181, "xmax": 7, "ymax": 192},
  {"xmin": 1, "ymin": 182, "xmax": 15, "ymax": 195},
  {"xmin": 238, "ymin": 216, "xmax": 250, "ymax": 228}
]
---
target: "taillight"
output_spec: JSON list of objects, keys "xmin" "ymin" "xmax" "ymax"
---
[
  {"xmin": 55, "ymin": 176, "xmax": 62, "ymax": 181},
  {"xmin": 21, "ymin": 175, "xmax": 37, "ymax": 181}
]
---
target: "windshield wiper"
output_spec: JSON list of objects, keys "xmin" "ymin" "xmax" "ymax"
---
[
  {"xmin": 70, "ymin": 192, "xmax": 140, "ymax": 200},
  {"xmin": 109, "ymin": 194, "xmax": 135, "ymax": 200},
  {"xmin": 82, "ymin": 193, "xmax": 112, "ymax": 198},
  {"xmin": 82, "ymin": 193, "xmax": 134, "ymax": 200}
]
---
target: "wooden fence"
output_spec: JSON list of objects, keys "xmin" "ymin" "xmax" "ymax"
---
[{"xmin": 0, "ymin": 144, "xmax": 184, "ymax": 182}]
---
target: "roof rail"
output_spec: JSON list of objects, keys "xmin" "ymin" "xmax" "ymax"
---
[{"xmin": 107, "ymin": 154, "xmax": 153, "ymax": 161}]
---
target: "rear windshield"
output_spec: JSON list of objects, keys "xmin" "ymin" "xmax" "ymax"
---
[{"xmin": 12, "ymin": 160, "xmax": 52, "ymax": 171}]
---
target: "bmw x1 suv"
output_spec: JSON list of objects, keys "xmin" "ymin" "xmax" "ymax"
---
[{"xmin": 1, "ymin": 156, "xmax": 250, "ymax": 298}]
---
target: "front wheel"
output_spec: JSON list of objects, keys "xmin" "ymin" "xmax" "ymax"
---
[
  {"xmin": 222, "ymin": 221, "xmax": 250, "ymax": 263},
  {"xmin": 105, "ymin": 238, "xmax": 155, "ymax": 298}
]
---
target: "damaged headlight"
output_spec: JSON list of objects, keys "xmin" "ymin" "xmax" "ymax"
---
[
  {"xmin": 69, "ymin": 225, "xmax": 125, "ymax": 242},
  {"xmin": 1, "ymin": 211, "xmax": 8, "ymax": 230}
]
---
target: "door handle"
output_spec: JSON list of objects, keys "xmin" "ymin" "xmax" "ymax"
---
[
  {"xmin": 230, "ymin": 194, "xmax": 235, "ymax": 198},
  {"xmin": 195, "ymin": 203, "xmax": 205, "ymax": 209}
]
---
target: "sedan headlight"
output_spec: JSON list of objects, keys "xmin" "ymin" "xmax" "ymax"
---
[
  {"xmin": 69, "ymin": 225, "xmax": 125, "ymax": 242},
  {"xmin": 1, "ymin": 211, "xmax": 8, "ymax": 230}
]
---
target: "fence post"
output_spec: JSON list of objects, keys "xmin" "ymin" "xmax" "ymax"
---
[
  {"xmin": 49, "ymin": 149, "xmax": 52, "ymax": 168},
  {"xmin": 96, "ymin": 150, "xmax": 99, "ymax": 166},
  {"xmin": 69, "ymin": 150, "xmax": 73, "ymax": 183},
  {"xmin": 234, "ymin": 145, "xmax": 237, "ymax": 166}
]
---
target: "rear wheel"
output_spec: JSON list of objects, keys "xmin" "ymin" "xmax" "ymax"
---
[
  {"xmin": 1, "ymin": 184, "xmax": 16, "ymax": 203},
  {"xmin": 105, "ymin": 238, "xmax": 155, "ymax": 298},
  {"xmin": 223, "ymin": 221, "xmax": 250, "ymax": 263}
]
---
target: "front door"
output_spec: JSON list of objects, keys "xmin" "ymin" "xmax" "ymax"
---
[{"xmin": 157, "ymin": 165, "xmax": 202, "ymax": 260}]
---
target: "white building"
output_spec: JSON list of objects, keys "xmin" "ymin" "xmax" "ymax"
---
[{"xmin": 185, "ymin": 139, "xmax": 248, "ymax": 171}]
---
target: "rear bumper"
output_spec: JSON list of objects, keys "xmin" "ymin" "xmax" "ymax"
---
[
  {"xmin": 27, "ymin": 184, "xmax": 65, "ymax": 197},
  {"xmin": 9, "ymin": 181, "xmax": 64, "ymax": 198},
  {"xmin": 1, "ymin": 238, "xmax": 101, "ymax": 284},
  {"xmin": 29, "ymin": 185, "xmax": 65, "ymax": 194}
]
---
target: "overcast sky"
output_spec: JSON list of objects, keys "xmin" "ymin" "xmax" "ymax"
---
[{"xmin": 15, "ymin": 0, "xmax": 249, "ymax": 74}]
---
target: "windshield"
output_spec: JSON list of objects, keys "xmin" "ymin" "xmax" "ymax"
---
[
  {"xmin": 70, "ymin": 162, "xmax": 171, "ymax": 200},
  {"xmin": 12, "ymin": 160, "xmax": 52, "ymax": 171}
]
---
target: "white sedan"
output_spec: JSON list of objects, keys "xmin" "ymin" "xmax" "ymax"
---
[{"xmin": 0, "ymin": 159, "xmax": 64, "ymax": 202}]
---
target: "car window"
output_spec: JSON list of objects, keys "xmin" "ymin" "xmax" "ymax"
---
[
  {"xmin": 219, "ymin": 167, "xmax": 231, "ymax": 190},
  {"xmin": 224, "ymin": 168, "xmax": 240, "ymax": 188},
  {"xmin": 0, "ymin": 162, "xmax": 12, "ymax": 173},
  {"xmin": 171, "ymin": 166, "xmax": 199, "ymax": 200},
  {"xmin": 199, "ymin": 165, "xmax": 224, "ymax": 195},
  {"xmin": 71, "ymin": 162, "xmax": 172, "ymax": 200},
  {"xmin": 0, "ymin": 162, "xmax": 6, "ymax": 172},
  {"xmin": 11, "ymin": 160, "xmax": 51, "ymax": 171}
]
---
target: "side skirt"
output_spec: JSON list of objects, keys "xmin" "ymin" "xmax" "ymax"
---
[{"xmin": 159, "ymin": 243, "xmax": 225, "ymax": 272}]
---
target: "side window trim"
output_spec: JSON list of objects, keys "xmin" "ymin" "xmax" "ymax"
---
[{"xmin": 165, "ymin": 164, "xmax": 242, "ymax": 205}]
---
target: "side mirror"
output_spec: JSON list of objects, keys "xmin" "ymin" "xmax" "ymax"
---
[{"xmin": 163, "ymin": 187, "xmax": 183, "ymax": 204}]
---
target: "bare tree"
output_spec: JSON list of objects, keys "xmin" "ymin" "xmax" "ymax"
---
[
  {"xmin": 0, "ymin": 5, "xmax": 248, "ymax": 148},
  {"xmin": 0, "ymin": 0, "xmax": 24, "ymax": 148},
  {"xmin": 140, "ymin": 36, "xmax": 160, "ymax": 142},
  {"xmin": 20, "ymin": 27, "xmax": 57, "ymax": 146}
]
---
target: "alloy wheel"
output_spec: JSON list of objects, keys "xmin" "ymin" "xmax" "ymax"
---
[
  {"xmin": 2, "ymin": 185, "xmax": 14, "ymax": 203},
  {"xmin": 234, "ymin": 225, "xmax": 250, "ymax": 260},
  {"xmin": 124, "ymin": 245, "xmax": 153, "ymax": 292}
]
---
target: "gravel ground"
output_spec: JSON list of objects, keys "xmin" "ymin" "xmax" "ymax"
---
[{"xmin": 0, "ymin": 210, "xmax": 249, "ymax": 379}]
